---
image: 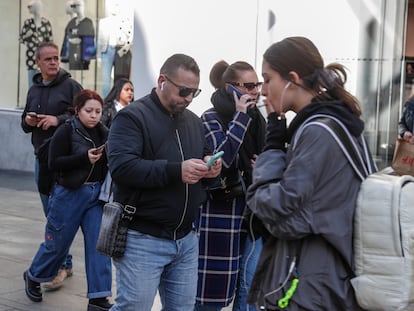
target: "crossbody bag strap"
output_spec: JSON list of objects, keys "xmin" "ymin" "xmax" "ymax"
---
[{"xmin": 122, "ymin": 191, "xmax": 140, "ymax": 220}]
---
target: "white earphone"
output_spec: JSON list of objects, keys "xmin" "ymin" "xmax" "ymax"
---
[
  {"xmin": 161, "ymin": 82, "xmax": 165, "ymax": 91},
  {"xmin": 284, "ymin": 81, "xmax": 291, "ymax": 91},
  {"xmin": 278, "ymin": 81, "xmax": 291, "ymax": 116}
]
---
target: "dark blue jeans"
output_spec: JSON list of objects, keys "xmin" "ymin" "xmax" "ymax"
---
[
  {"xmin": 34, "ymin": 158, "xmax": 72, "ymax": 270},
  {"xmin": 28, "ymin": 183, "xmax": 112, "ymax": 298}
]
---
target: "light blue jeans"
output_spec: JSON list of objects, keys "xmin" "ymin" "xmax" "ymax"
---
[
  {"xmin": 232, "ymin": 236, "xmax": 263, "ymax": 311},
  {"xmin": 28, "ymin": 183, "xmax": 112, "ymax": 298},
  {"xmin": 100, "ymin": 46, "xmax": 116, "ymax": 98},
  {"xmin": 28, "ymin": 69, "xmax": 37, "ymax": 88},
  {"xmin": 111, "ymin": 229, "xmax": 199, "ymax": 311},
  {"xmin": 34, "ymin": 158, "xmax": 72, "ymax": 270}
]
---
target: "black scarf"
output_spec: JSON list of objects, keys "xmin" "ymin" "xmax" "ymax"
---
[{"xmin": 211, "ymin": 89, "xmax": 266, "ymax": 185}]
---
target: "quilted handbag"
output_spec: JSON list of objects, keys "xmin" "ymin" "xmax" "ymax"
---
[{"xmin": 96, "ymin": 202, "xmax": 134, "ymax": 258}]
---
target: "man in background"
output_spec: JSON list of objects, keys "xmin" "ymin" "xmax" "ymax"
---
[{"xmin": 21, "ymin": 41, "xmax": 83, "ymax": 290}]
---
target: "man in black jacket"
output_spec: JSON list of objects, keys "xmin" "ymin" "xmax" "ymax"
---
[
  {"xmin": 108, "ymin": 53, "xmax": 222, "ymax": 311},
  {"xmin": 21, "ymin": 41, "xmax": 82, "ymax": 290}
]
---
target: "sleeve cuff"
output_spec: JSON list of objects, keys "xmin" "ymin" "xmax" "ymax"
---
[{"xmin": 166, "ymin": 162, "xmax": 182, "ymax": 182}]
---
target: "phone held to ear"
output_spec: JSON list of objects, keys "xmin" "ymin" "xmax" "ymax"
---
[
  {"xmin": 226, "ymin": 84, "xmax": 244, "ymax": 98},
  {"xmin": 205, "ymin": 151, "xmax": 224, "ymax": 168},
  {"xmin": 226, "ymin": 84, "xmax": 254, "ymax": 103}
]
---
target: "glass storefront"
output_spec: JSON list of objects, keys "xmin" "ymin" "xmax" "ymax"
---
[
  {"xmin": 2, "ymin": 0, "xmax": 132, "ymax": 110},
  {"xmin": 1, "ymin": 0, "xmax": 411, "ymax": 170}
]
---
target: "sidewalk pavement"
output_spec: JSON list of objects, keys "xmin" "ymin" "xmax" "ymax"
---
[
  {"xmin": 0, "ymin": 170, "xmax": 233, "ymax": 311},
  {"xmin": 0, "ymin": 169, "xmax": 160, "ymax": 311}
]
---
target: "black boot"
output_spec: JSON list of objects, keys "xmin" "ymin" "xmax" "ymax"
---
[
  {"xmin": 23, "ymin": 270, "xmax": 42, "ymax": 302},
  {"xmin": 87, "ymin": 297, "xmax": 113, "ymax": 311}
]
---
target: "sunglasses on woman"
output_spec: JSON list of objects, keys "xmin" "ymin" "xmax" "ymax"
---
[{"xmin": 228, "ymin": 82, "xmax": 263, "ymax": 91}]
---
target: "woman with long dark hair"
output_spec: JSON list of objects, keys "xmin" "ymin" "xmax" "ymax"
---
[
  {"xmin": 101, "ymin": 78, "xmax": 134, "ymax": 128},
  {"xmin": 245, "ymin": 36, "xmax": 376, "ymax": 311}
]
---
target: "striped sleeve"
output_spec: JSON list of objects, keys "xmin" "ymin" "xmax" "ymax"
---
[{"xmin": 201, "ymin": 108, "xmax": 251, "ymax": 168}]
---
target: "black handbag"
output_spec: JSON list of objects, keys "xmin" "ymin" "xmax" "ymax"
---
[
  {"xmin": 96, "ymin": 202, "xmax": 136, "ymax": 258},
  {"xmin": 208, "ymin": 166, "xmax": 246, "ymax": 201},
  {"xmin": 208, "ymin": 182, "xmax": 245, "ymax": 201}
]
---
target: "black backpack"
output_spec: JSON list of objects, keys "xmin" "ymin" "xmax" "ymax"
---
[{"xmin": 37, "ymin": 138, "xmax": 55, "ymax": 195}]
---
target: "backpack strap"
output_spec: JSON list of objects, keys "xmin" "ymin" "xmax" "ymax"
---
[
  {"xmin": 314, "ymin": 117, "xmax": 369, "ymax": 181},
  {"xmin": 292, "ymin": 114, "xmax": 375, "ymax": 181}
]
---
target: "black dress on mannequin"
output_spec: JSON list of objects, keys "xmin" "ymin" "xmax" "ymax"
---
[{"xmin": 62, "ymin": 17, "xmax": 95, "ymax": 70}]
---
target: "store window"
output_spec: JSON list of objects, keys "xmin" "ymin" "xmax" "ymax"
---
[
  {"xmin": 1, "ymin": 0, "xmax": 133, "ymax": 110},
  {"xmin": 0, "ymin": 0, "xmax": 409, "ymax": 172}
]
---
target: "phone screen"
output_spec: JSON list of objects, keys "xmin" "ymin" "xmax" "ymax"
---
[{"xmin": 205, "ymin": 151, "xmax": 224, "ymax": 168}]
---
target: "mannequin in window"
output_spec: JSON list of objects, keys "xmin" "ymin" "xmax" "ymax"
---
[
  {"xmin": 19, "ymin": 0, "xmax": 53, "ymax": 88},
  {"xmin": 97, "ymin": 1, "xmax": 133, "ymax": 97},
  {"xmin": 60, "ymin": 0, "xmax": 78, "ymax": 64},
  {"xmin": 61, "ymin": 0, "xmax": 95, "ymax": 70}
]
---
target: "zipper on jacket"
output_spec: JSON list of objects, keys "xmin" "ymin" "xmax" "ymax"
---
[
  {"xmin": 173, "ymin": 128, "xmax": 188, "ymax": 240},
  {"xmin": 75, "ymin": 127, "xmax": 96, "ymax": 183}
]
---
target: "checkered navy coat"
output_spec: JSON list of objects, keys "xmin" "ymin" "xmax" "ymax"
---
[{"xmin": 196, "ymin": 108, "xmax": 252, "ymax": 307}]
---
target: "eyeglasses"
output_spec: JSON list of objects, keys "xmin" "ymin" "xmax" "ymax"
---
[
  {"xmin": 70, "ymin": 4, "xmax": 80, "ymax": 8},
  {"xmin": 164, "ymin": 76, "xmax": 202, "ymax": 98},
  {"xmin": 228, "ymin": 82, "xmax": 263, "ymax": 91}
]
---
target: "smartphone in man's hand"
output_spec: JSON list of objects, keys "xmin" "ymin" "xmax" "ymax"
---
[
  {"xmin": 205, "ymin": 151, "xmax": 224, "ymax": 168},
  {"xmin": 27, "ymin": 112, "xmax": 38, "ymax": 118}
]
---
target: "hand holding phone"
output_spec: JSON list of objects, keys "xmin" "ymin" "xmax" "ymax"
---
[
  {"xmin": 27, "ymin": 112, "xmax": 38, "ymax": 118},
  {"xmin": 227, "ymin": 84, "xmax": 254, "ymax": 104},
  {"xmin": 226, "ymin": 84, "xmax": 244, "ymax": 98},
  {"xmin": 93, "ymin": 143, "xmax": 106, "ymax": 155},
  {"xmin": 205, "ymin": 151, "xmax": 224, "ymax": 168}
]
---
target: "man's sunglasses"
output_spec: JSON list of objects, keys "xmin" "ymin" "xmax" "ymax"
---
[
  {"xmin": 164, "ymin": 76, "xmax": 201, "ymax": 98},
  {"xmin": 228, "ymin": 82, "xmax": 263, "ymax": 91}
]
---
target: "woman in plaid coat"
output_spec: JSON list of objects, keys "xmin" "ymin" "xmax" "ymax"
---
[{"xmin": 195, "ymin": 60, "xmax": 266, "ymax": 311}]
